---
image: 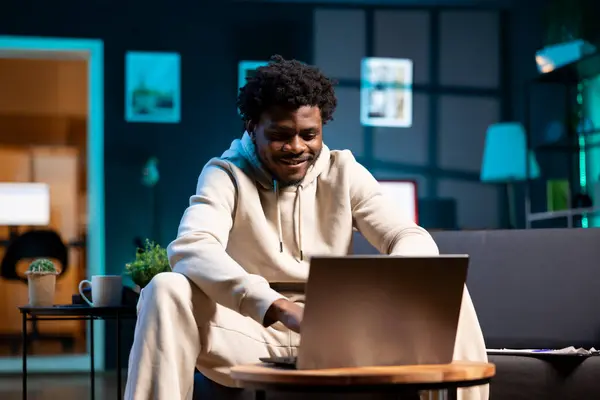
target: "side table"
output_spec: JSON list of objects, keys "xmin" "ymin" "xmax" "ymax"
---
[
  {"xmin": 19, "ymin": 305, "xmax": 137, "ymax": 400},
  {"xmin": 231, "ymin": 361, "xmax": 495, "ymax": 400}
]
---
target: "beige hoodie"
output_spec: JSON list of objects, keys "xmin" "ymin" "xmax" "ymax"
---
[
  {"xmin": 167, "ymin": 131, "xmax": 440, "ymax": 324},
  {"xmin": 167, "ymin": 132, "xmax": 489, "ymax": 399}
]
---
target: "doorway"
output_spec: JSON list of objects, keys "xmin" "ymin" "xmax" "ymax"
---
[{"xmin": 0, "ymin": 36, "xmax": 104, "ymax": 373}]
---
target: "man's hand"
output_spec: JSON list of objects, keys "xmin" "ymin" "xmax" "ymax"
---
[{"xmin": 263, "ymin": 298, "xmax": 303, "ymax": 333}]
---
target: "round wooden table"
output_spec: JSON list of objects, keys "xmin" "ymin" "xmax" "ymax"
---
[{"xmin": 231, "ymin": 361, "xmax": 495, "ymax": 400}]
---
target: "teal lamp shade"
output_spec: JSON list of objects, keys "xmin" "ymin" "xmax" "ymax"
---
[{"xmin": 481, "ymin": 122, "xmax": 540, "ymax": 182}]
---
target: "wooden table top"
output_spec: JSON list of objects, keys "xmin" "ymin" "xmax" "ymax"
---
[{"xmin": 231, "ymin": 361, "xmax": 495, "ymax": 388}]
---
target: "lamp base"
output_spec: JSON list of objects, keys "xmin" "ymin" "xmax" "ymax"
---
[{"xmin": 507, "ymin": 183, "xmax": 517, "ymax": 229}]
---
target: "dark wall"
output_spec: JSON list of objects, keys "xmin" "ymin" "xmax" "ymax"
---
[{"xmin": 2, "ymin": 0, "xmax": 313, "ymax": 369}]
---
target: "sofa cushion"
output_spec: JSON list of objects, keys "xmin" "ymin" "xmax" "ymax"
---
[{"xmin": 489, "ymin": 354, "xmax": 600, "ymax": 400}]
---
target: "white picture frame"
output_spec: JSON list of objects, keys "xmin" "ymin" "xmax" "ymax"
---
[{"xmin": 360, "ymin": 57, "xmax": 413, "ymax": 128}]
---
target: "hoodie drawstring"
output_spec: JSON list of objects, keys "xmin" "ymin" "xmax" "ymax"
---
[
  {"xmin": 296, "ymin": 185, "xmax": 303, "ymax": 261},
  {"xmin": 273, "ymin": 181, "xmax": 304, "ymax": 261},
  {"xmin": 274, "ymin": 181, "xmax": 284, "ymax": 253}
]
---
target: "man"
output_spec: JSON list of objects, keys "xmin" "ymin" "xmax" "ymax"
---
[{"xmin": 125, "ymin": 55, "xmax": 488, "ymax": 400}]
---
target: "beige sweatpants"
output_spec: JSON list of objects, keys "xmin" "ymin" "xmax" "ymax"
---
[{"xmin": 124, "ymin": 272, "xmax": 489, "ymax": 400}]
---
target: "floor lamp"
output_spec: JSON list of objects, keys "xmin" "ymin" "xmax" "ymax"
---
[{"xmin": 480, "ymin": 122, "xmax": 541, "ymax": 228}]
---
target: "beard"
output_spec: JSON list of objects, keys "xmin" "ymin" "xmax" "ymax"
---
[
  {"xmin": 256, "ymin": 147, "xmax": 321, "ymax": 188},
  {"xmin": 279, "ymin": 177, "xmax": 304, "ymax": 188}
]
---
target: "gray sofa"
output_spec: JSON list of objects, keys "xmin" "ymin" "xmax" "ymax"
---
[{"xmin": 430, "ymin": 228, "xmax": 600, "ymax": 400}]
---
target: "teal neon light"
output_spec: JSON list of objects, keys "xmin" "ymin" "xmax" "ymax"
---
[
  {"xmin": 584, "ymin": 77, "xmax": 600, "ymax": 228},
  {"xmin": 577, "ymin": 83, "xmax": 589, "ymax": 228},
  {"xmin": 0, "ymin": 36, "xmax": 105, "ymax": 372}
]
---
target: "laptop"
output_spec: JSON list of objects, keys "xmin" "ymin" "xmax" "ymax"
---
[{"xmin": 260, "ymin": 254, "xmax": 469, "ymax": 370}]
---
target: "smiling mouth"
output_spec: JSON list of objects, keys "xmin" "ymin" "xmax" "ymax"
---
[{"xmin": 279, "ymin": 159, "xmax": 309, "ymax": 166}]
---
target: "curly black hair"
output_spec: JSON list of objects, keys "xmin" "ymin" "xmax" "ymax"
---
[{"xmin": 237, "ymin": 55, "xmax": 337, "ymax": 125}]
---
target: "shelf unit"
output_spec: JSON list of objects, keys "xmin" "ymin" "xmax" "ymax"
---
[{"xmin": 524, "ymin": 52, "xmax": 600, "ymax": 228}]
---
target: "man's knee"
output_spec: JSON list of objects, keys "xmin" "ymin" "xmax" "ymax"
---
[
  {"xmin": 142, "ymin": 272, "xmax": 191, "ymax": 305},
  {"xmin": 142, "ymin": 272, "xmax": 216, "ymax": 322}
]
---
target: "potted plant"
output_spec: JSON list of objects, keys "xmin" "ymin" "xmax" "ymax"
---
[
  {"xmin": 125, "ymin": 239, "xmax": 171, "ymax": 290},
  {"xmin": 26, "ymin": 258, "xmax": 60, "ymax": 307}
]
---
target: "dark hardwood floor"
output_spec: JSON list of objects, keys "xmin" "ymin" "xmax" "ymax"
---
[{"xmin": 0, "ymin": 372, "xmax": 126, "ymax": 400}]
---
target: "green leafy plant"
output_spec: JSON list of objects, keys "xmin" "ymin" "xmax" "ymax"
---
[
  {"xmin": 26, "ymin": 258, "xmax": 59, "ymax": 275},
  {"xmin": 125, "ymin": 239, "xmax": 171, "ymax": 288}
]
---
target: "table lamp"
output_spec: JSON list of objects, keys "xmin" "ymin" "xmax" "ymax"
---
[
  {"xmin": 535, "ymin": 39, "xmax": 596, "ymax": 74},
  {"xmin": 480, "ymin": 122, "xmax": 540, "ymax": 228}
]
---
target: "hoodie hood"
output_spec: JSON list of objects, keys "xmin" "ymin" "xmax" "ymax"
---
[
  {"xmin": 221, "ymin": 131, "xmax": 331, "ymax": 261},
  {"xmin": 221, "ymin": 131, "xmax": 331, "ymax": 190}
]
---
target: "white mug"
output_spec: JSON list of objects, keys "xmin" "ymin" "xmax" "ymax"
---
[{"xmin": 78, "ymin": 275, "xmax": 122, "ymax": 307}]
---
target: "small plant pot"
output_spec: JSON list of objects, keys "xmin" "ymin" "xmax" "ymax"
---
[{"xmin": 27, "ymin": 273, "xmax": 57, "ymax": 307}]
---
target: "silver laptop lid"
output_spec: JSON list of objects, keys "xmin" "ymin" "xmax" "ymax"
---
[{"xmin": 296, "ymin": 255, "xmax": 469, "ymax": 370}]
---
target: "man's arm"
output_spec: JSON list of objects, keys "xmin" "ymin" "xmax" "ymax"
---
[
  {"xmin": 348, "ymin": 157, "xmax": 439, "ymax": 256},
  {"xmin": 167, "ymin": 162, "xmax": 286, "ymax": 325}
]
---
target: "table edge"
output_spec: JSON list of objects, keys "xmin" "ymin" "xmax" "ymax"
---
[
  {"xmin": 235, "ymin": 377, "xmax": 494, "ymax": 392},
  {"xmin": 231, "ymin": 362, "xmax": 496, "ymax": 387}
]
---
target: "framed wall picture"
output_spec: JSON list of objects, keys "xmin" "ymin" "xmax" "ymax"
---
[
  {"xmin": 361, "ymin": 57, "xmax": 413, "ymax": 128},
  {"xmin": 238, "ymin": 60, "xmax": 269, "ymax": 89},
  {"xmin": 378, "ymin": 180, "xmax": 418, "ymax": 223},
  {"xmin": 125, "ymin": 51, "xmax": 181, "ymax": 123},
  {"xmin": 238, "ymin": 60, "xmax": 269, "ymax": 114}
]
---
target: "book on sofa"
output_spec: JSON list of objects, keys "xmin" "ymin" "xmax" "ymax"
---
[{"xmin": 487, "ymin": 346, "xmax": 599, "ymax": 357}]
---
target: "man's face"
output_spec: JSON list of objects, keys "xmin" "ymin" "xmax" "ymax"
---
[{"xmin": 250, "ymin": 105, "xmax": 323, "ymax": 187}]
